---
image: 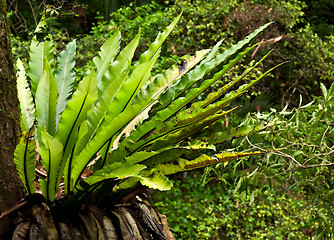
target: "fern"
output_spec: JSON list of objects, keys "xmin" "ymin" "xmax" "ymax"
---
[{"xmin": 14, "ymin": 15, "xmax": 278, "ymax": 204}]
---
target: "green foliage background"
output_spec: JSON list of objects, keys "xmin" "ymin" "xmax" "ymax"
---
[
  {"xmin": 10, "ymin": 0, "xmax": 334, "ymax": 106},
  {"xmin": 69, "ymin": 0, "xmax": 334, "ymax": 106}
]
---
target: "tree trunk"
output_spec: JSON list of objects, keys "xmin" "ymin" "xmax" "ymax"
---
[{"xmin": 0, "ymin": 0, "xmax": 25, "ymax": 236}]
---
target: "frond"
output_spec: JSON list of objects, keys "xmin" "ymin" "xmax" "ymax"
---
[
  {"xmin": 14, "ymin": 128, "xmax": 36, "ymax": 195},
  {"xmin": 16, "ymin": 59, "xmax": 35, "ymax": 131},
  {"xmin": 54, "ymin": 40, "xmax": 77, "ymax": 127}
]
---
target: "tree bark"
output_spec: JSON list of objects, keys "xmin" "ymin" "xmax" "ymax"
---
[{"xmin": 0, "ymin": 0, "xmax": 25, "ymax": 236}]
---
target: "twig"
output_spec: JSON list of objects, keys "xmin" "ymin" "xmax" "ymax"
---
[
  {"xmin": 27, "ymin": 0, "xmax": 37, "ymax": 26},
  {"xmin": 251, "ymin": 36, "xmax": 283, "ymax": 59}
]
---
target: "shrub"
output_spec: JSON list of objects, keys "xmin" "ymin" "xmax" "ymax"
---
[{"xmin": 153, "ymin": 171, "xmax": 319, "ymax": 239}]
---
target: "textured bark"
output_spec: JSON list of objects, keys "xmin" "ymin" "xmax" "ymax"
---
[
  {"xmin": 11, "ymin": 194, "xmax": 175, "ymax": 240},
  {"xmin": 0, "ymin": 0, "xmax": 25, "ymax": 236}
]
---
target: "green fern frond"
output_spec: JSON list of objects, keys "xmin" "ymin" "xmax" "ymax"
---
[
  {"xmin": 38, "ymin": 129, "xmax": 63, "ymax": 202},
  {"xmin": 14, "ymin": 128, "xmax": 36, "ymax": 195},
  {"xmin": 35, "ymin": 59, "xmax": 57, "ymax": 142},
  {"xmin": 28, "ymin": 18, "xmax": 54, "ymax": 96},
  {"xmin": 16, "ymin": 59, "xmax": 35, "ymax": 131},
  {"xmin": 154, "ymin": 150, "xmax": 269, "ymax": 175},
  {"xmin": 54, "ymin": 40, "xmax": 77, "ymax": 126}
]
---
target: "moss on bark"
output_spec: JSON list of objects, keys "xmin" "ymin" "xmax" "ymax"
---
[{"xmin": 0, "ymin": 0, "xmax": 25, "ymax": 236}]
